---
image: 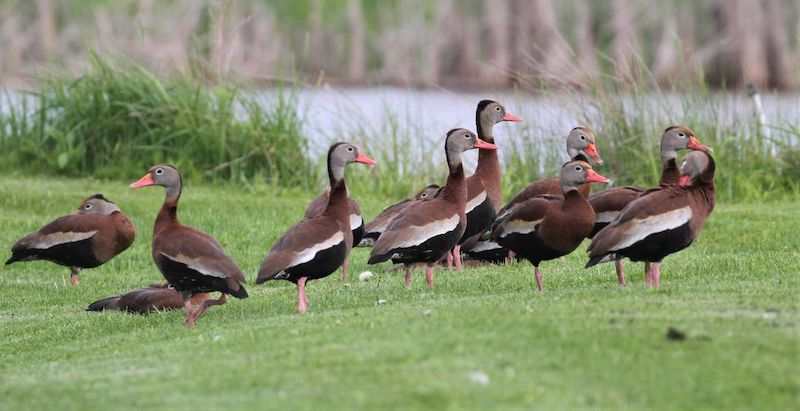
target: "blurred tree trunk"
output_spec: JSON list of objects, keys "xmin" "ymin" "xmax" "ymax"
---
[
  {"xmin": 651, "ymin": 12, "xmax": 679, "ymax": 85},
  {"xmin": 736, "ymin": 0, "xmax": 767, "ymax": 87},
  {"xmin": 765, "ymin": 0, "xmax": 794, "ymax": 89},
  {"xmin": 575, "ymin": 1, "xmax": 598, "ymax": 81},
  {"xmin": 346, "ymin": 0, "xmax": 366, "ymax": 84},
  {"xmin": 611, "ymin": 0, "xmax": 638, "ymax": 83},
  {"xmin": 481, "ymin": 0, "xmax": 511, "ymax": 86},
  {"xmin": 509, "ymin": 0, "xmax": 533, "ymax": 82},
  {"xmin": 530, "ymin": 0, "xmax": 574, "ymax": 87},
  {"xmin": 36, "ymin": 0, "xmax": 56, "ymax": 61}
]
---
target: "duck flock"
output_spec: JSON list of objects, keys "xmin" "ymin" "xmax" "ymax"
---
[{"xmin": 5, "ymin": 99, "xmax": 716, "ymax": 326}]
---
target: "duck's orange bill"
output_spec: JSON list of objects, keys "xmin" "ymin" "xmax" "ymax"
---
[
  {"xmin": 474, "ymin": 138, "xmax": 498, "ymax": 150},
  {"xmin": 355, "ymin": 153, "xmax": 377, "ymax": 165},
  {"xmin": 687, "ymin": 137, "xmax": 712, "ymax": 153},
  {"xmin": 585, "ymin": 169, "xmax": 609, "ymax": 183},
  {"xmin": 503, "ymin": 112, "xmax": 523, "ymax": 122},
  {"xmin": 678, "ymin": 176, "xmax": 692, "ymax": 186},
  {"xmin": 130, "ymin": 173, "xmax": 155, "ymax": 189},
  {"xmin": 584, "ymin": 143, "xmax": 604, "ymax": 165}
]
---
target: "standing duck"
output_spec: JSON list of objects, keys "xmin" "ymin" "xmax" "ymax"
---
[
  {"xmin": 130, "ymin": 164, "xmax": 248, "ymax": 326},
  {"xmin": 466, "ymin": 127, "xmax": 603, "ymax": 263},
  {"xmin": 257, "ymin": 142, "xmax": 376, "ymax": 314},
  {"xmin": 451, "ymin": 100, "xmax": 521, "ymax": 270},
  {"xmin": 588, "ymin": 126, "xmax": 711, "ymax": 284},
  {"xmin": 5, "ymin": 194, "xmax": 135, "ymax": 285},
  {"xmin": 368, "ymin": 128, "xmax": 497, "ymax": 287},
  {"xmin": 490, "ymin": 161, "xmax": 609, "ymax": 291},
  {"xmin": 586, "ymin": 151, "xmax": 716, "ymax": 287},
  {"xmin": 87, "ymin": 283, "xmax": 211, "ymax": 314},
  {"xmin": 359, "ymin": 184, "xmax": 441, "ymax": 247},
  {"xmin": 303, "ymin": 191, "xmax": 364, "ymax": 283}
]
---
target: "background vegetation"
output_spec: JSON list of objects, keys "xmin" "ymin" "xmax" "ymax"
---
[{"xmin": 2, "ymin": 0, "xmax": 800, "ymax": 90}]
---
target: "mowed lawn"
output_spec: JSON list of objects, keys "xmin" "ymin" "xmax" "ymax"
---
[{"xmin": 0, "ymin": 175, "xmax": 798, "ymax": 410}]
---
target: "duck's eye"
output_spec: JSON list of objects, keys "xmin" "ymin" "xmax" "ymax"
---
[
  {"xmin": 346, "ymin": 146, "xmax": 355, "ymax": 152},
  {"xmin": 678, "ymin": 132, "xmax": 686, "ymax": 138},
  {"xmin": 155, "ymin": 168, "xmax": 164, "ymax": 175},
  {"xmin": 421, "ymin": 193, "xmax": 428, "ymax": 198},
  {"xmin": 84, "ymin": 204, "xmax": 92, "ymax": 210},
  {"xmin": 463, "ymin": 133, "xmax": 471, "ymax": 139},
  {"xmin": 579, "ymin": 135, "xmax": 586, "ymax": 140},
  {"xmin": 575, "ymin": 166, "xmax": 582, "ymax": 171},
  {"xmin": 495, "ymin": 106, "xmax": 501, "ymax": 112}
]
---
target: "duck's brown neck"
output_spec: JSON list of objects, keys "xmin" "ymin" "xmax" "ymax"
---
[
  {"xmin": 155, "ymin": 187, "xmax": 181, "ymax": 230},
  {"xmin": 659, "ymin": 158, "xmax": 680, "ymax": 186},
  {"xmin": 476, "ymin": 118, "xmax": 501, "ymax": 206},
  {"xmin": 324, "ymin": 171, "xmax": 350, "ymax": 225},
  {"xmin": 440, "ymin": 163, "xmax": 467, "ymax": 207}
]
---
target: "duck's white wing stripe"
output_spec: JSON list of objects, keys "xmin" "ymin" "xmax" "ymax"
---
[
  {"xmin": 391, "ymin": 214, "xmax": 460, "ymax": 249},
  {"xmin": 350, "ymin": 214, "xmax": 363, "ymax": 231},
  {"xmin": 611, "ymin": 206, "xmax": 693, "ymax": 250},
  {"xmin": 287, "ymin": 231, "xmax": 345, "ymax": 268},
  {"xmin": 470, "ymin": 240, "xmax": 504, "ymax": 253},
  {"xmin": 595, "ymin": 211, "xmax": 620, "ymax": 224},
  {"xmin": 497, "ymin": 219, "xmax": 543, "ymax": 236},
  {"xmin": 161, "ymin": 252, "xmax": 227, "ymax": 278},
  {"xmin": 465, "ymin": 191, "xmax": 488, "ymax": 213},
  {"xmin": 27, "ymin": 230, "xmax": 97, "ymax": 249}
]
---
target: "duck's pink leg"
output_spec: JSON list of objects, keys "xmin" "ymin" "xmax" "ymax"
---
[
  {"xmin": 297, "ymin": 277, "xmax": 308, "ymax": 314},
  {"xmin": 341, "ymin": 259, "xmax": 350, "ymax": 282},
  {"xmin": 644, "ymin": 262, "xmax": 653, "ymax": 287},
  {"xmin": 534, "ymin": 266, "xmax": 544, "ymax": 292},
  {"xmin": 615, "ymin": 259, "xmax": 625, "ymax": 285},
  {"xmin": 69, "ymin": 267, "xmax": 80, "ymax": 286},
  {"xmin": 446, "ymin": 250, "xmax": 454, "ymax": 269},
  {"xmin": 453, "ymin": 245, "xmax": 463, "ymax": 271},
  {"xmin": 652, "ymin": 263, "xmax": 662, "ymax": 288},
  {"xmin": 404, "ymin": 266, "xmax": 412, "ymax": 288},
  {"xmin": 506, "ymin": 250, "xmax": 516, "ymax": 265},
  {"xmin": 184, "ymin": 299, "xmax": 195, "ymax": 327},
  {"xmin": 426, "ymin": 265, "xmax": 435, "ymax": 288},
  {"xmin": 190, "ymin": 293, "xmax": 228, "ymax": 324}
]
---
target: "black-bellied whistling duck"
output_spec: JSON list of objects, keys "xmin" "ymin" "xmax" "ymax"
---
[
  {"xmin": 587, "ymin": 151, "xmax": 716, "ymax": 287},
  {"xmin": 303, "ymin": 191, "xmax": 364, "ymax": 283},
  {"xmin": 588, "ymin": 126, "xmax": 712, "ymax": 284},
  {"xmin": 450, "ymin": 100, "xmax": 521, "ymax": 270},
  {"xmin": 501, "ymin": 127, "xmax": 603, "ymax": 211},
  {"xmin": 359, "ymin": 184, "xmax": 441, "ymax": 247},
  {"xmin": 466, "ymin": 127, "xmax": 604, "ymax": 263},
  {"xmin": 87, "ymin": 283, "xmax": 211, "ymax": 314},
  {"xmin": 490, "ymin": 161, "xmax": 609, "ymax": 291},
  {"xmin": 130, "ymin": 164, "xmax": 248, "ymax": 327},
  {"xmin": 5, "ymin": 194, "xmax": 135, "ymax": 285},
  {"xmin": 257, "ymin": 142, "xmax": 376, "ymax": 314},
  {"xmin": 368, "ymin": 128, "xmax": 497, "ymax": 287}
]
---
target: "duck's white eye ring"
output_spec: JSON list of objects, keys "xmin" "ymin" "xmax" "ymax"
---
[
  {"xmin": 580, "ymin": 135, "xmax": 586, "ymax": 140},
  {"xmin": 84, "ymin": 204, "xmax": 92, "ymax": 209},
  {"xmin": 495, "ymin": 106, "xmax": 501, "ymax": 111},
  {"xmin": 155, "ymin": 168, "xmax": 164, "ymax": 175},
  {"xmin": 346, "ymin": 146, "xmax": 355, "ymax": 152},
  {"xmin": 678, "ymin": 132, "xmax": 686, "ymax": 138},
  {"xmin": 575, "ymin": 166, "xmax": 582, "ymax": 171},
  {"xmin": 463, "ymin": 133, "xmax": 471, "ymax": 139}
]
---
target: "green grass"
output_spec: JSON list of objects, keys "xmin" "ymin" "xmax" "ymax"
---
[{"xmin": 1, "ymin": 175, "xmax": 798, "ymax": 410}]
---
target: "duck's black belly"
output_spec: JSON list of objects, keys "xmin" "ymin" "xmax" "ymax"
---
[
  {"xmin": 388, "ymin": 224, "xmax": 464, "ymax": 266},
  {"xmin": 617, "ymin": 223, "xmax": 694, "ymax": 263},
  {"xmin": 281, "ymin": 240, "xmax": 348, "ymax": 283},
  {"xmin": 14, "ymin": 238, "xmax": 103, "ymax": 268},
  {"xmin": 496, "ymin": 232, "xmax": 569, "ymax": 267},
  {"xmin": 156, "ymin": 254, "xmax": 237, "ymax": 295},
  {"xmin": 459, "ymin": 198, "xmax": 496, "ymax": 244}
]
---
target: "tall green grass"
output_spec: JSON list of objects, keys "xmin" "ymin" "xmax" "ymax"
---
[
  {"xmin": 0, "ymin": 56, "xmax": 313, "ymax": 187},
  {"xmin": 500, "ymin": 74, "xmax": 800, "ymax": 203}
]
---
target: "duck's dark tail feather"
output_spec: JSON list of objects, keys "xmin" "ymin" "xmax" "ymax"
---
[{"xmin": 87, "ymin": 296, "xmax": 121, "ymax": 311}]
